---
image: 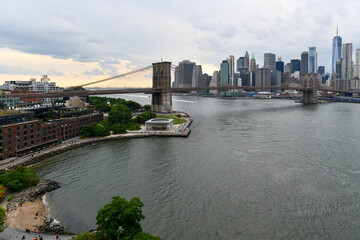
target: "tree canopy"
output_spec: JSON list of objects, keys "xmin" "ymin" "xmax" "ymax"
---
[
  {"xmin": 108, "ymin": 104, "xmax": 132, "ymax": 125},
  {"xmin": 0, "ymin": 207, "xmax": 6, "ymax": 233},
  {"xmin": 95, "ymin": 196, "xmax": 161, "ymax": 240},
  {"xmin": 0, "ymin": 166, "xmax": 39, "ymax": 192},
  {"xmin": 96, "ymin": 196, "xmax": 144, "ymax": 239}
]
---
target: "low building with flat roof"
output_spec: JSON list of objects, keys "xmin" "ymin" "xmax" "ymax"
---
[{"xmin": 145, "ymin": 118, "xmax": 174, "ymax": 131}]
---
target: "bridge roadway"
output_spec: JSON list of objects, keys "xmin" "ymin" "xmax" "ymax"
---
[{"xmin": 1, "ymin": 86, "xmax": 355, "ymax": 100}]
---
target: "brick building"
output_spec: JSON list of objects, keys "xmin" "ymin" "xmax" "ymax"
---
[{"xmin": 0, "ymin": 112, "xmax": 103, "ymax": 159}]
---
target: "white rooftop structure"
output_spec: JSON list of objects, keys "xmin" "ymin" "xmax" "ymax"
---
[{"xmin": 145, "ymin": 118, "xmax": 174, "ymax": 131}]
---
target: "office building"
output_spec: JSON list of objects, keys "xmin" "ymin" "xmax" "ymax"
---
[
  {"xmin": 192, "ymin": 65, "xmax": 202, "ymax": 88},
  {"xmin": 290, "ymin": 59, "xmax": 301, "ymax": 73},
  {"xmin": 301, "ymin": 52, "xmax": 308, "ymax": 75},
  {"xmin": 285, "ymin": 63, "xmax": 291, "ymax": 73},
  {"xmin": 209, "ymin": 71, "xmax": 220, "ymax": 94},
  {"xmin": 332, "ymin": 26, "xmax": 342, "ymax": 75},
  {"xmin": 354, "ymin": 48, "xmax": 360, "ymax": 78},
  {"xmin": 336, "ymin": 60, "xmax": 342, "ymax": 79},
  {"xmin": 341, "ymin": 43, "xmax": 353, "ymax": 80},
  {"xmin": 173, "ymin": 66, "xmax": 179, "ymax": 88},
  {"xmin": 237, "ymin": 57, "xmax": 245, "ymax": 72},
  {"xmin": 220, "ymin": 60, "xmax": 229, "ymax": 87},
  {"xmin": 276, "ymin": 57, "xmax": 284, "ymax": 73},
  {"xmin": 308, "ymin": 47, "xmax": 317, "ymax": 73},
  {"xmin": 228, "ymin": 55, "xmax": 235, "ymax": 87},
  {"xmin": 250, "ymin": 54, "xmax": 256, "ymax": 72},
  {"xmin": 178, "ymin": 60, "xmax": 195, "ymax": 88},
  {"xmin": 271, "ymin": 71, "xmax": 281, "ymax": 87},
  {"xmin": 318, "ymin": 66, "xmax": 325, "ymax": 75},
  {"xmin": 264, "ymin": 53, "xmax": 276, "ymax": 72},
  {"xmin": 244, "ymin": 51, "xmax": 250, "ymax": 70},
  {"xmin": 255, "ymin": 68, "xmax": 271, "ymax": 88}
]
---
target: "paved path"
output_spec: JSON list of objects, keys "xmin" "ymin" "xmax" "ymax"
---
[
  {"xmin": 0, "ymin": 138, "xmax": 82, "ymax": 170},
  {"xmin": 0, "ymin": 227, "xmax": 74, "ymax": 240}
]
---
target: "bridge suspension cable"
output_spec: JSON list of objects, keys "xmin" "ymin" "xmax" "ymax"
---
[{"xmin": 71, "ymin": 65, "xmax": 153, "ymax": 88}]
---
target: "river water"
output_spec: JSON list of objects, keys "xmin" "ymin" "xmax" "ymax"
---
[{"xmin": 32, "ymin": 95, "xmax": 360, "ymax": 239}]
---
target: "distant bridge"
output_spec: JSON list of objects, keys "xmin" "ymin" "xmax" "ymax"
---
[{"xmin": 1, "ymin": 62, "xmax": 358, "ymax": 112}]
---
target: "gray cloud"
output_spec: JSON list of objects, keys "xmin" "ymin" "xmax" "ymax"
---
[
  {"xmin": 0, "ymin": 64, "xmax": 39, "ymax": 75},
  {"xmin": 46, "ymin": 68, "xmax": 64, "ymax": 76},
  {"xmin": 84, "ymin": 69, "xmax": 105, "ymax": 76},
  {"xmin": 0, "ymin": 0, "xmax": 360, "ymax": 74}
]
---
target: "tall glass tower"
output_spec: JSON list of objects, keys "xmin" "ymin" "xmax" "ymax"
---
[
  {"xmin": 332, "ymin": 26, "xmax": 342, "ymax": 75},
  {"xmin": 308, "ymin": 47, "xmax": 317, "ymax": 73}
]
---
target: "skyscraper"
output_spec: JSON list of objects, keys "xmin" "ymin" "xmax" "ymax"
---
[
  {"xmin": 192, "ymin": 65, "xmax": 202, "ymax": 88},
  {"xmin": 255, "ymin": 68, "xmax": 271, "ymax": 88},
  {"xmin": 264, "ymin": 53, "xmax": 276, "ymax": 72},
  {"xmin": 250, "ymin": 54, "xmax": 256, "ymax": 72},
  {"xmin": 318, "ymin": 66, "xmax": 325, "ymax": 75},
  {"xmin": 237, "ymin": 57, "xmax": 245, "ymax": 71},
  {"xmin": 336, "ymin": 60, "xmax": 342, "ymax": 79},
  {"xmin": 308, "ymin": 47, "xmax": 317, "ymax": 73},
  {"xmin": 244, "ymin": 51, "xmax": 250, "ymax": 70},
  {"xmin": 228, "ymin": 55, "xmax": 235, "ymax": 87},
  {"xmin": 220, "ymin": 60, "xmax": 229, "ymax": 87},
  {"xmin": 209, "ymin": 71, "xmax": 220, "ymax": 94},
  {"xmin": 354, "ymin": 48, "xmax": 360, "ymax": 78},
  {"xmin": 341, "ymin": 43, "xmax": 353, "ymax": 80},
  {"xmin": 301, "ymin": 52, "xmax": 308, "ymax": 75},
  {"xmin": 178, "ymin": 60, "xmax": 195, "ymax": 88},
  {"xmin": 290, "ymin": 59, "xmax": 301, "ymax": 73},
  {"xmin": 276, "ymin": 57, "xmax": 284, "ymax": 73},
  {"xmin": 284, "ymin": 63, "xmax": 291, "ymax": 73},
  {"xmin": 332, "ymin": 26, "xmax": 342, "ymax": 75}
]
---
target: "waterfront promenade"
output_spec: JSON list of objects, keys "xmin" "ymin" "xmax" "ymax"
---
[{"xmin": 0, "ymin": 116, "xmax": 192, "ymax": 171}]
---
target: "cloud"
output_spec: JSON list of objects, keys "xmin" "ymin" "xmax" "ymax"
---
[
  {"xmin": 0, "ymin": 0, "xmax": 360, "ymax": 82},
  {"xmin": 0, "ymin": 64, "xmax": 39, "ymax": 75},
  {"xmin": 84, "ymin": 69, "xmax": 105, "ymax": 76},
  {"xmin": 46, "ymin": 68, "xmax": 63, "ymax": 76}
]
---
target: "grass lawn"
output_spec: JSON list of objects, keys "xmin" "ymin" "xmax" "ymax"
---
[{"xmin": 155, "ymin": 114, "xmax": 187, "ymax": 124}]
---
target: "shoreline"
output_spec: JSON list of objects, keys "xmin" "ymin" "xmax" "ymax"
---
[
  {"xmin": 0, "ymin": 115, "xmax": 192, "ymax": 237},
  {"xmin": 2, "ymin": 116, "xmax": 192, "ymax": 171}
]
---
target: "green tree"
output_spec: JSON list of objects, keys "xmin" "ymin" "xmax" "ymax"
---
[
  {"xmin": 96, "ymin": 196, "xmax": 144, "ymax": 239},
  {"xmin": 94, "ymin": 123, "xmax": 110, "ymax": 137},
  {"xmin": 143, "ymin": 105, "xmax": 151, "ymax": 111},
  {"xmin": 108, "ymin": 104, "xmax": 132, "ymax": 125},
  {"xmin": 80, "ymin": 122, "xmax": 110, "ymax": 137},
  {"xmin": 132, "ymin": 112, "xmax": 156, "ymax": 124},
  {"xmin": 111, "ymin": 123, "xmax": 127, "ymax": 134},
  {"xmin": 2, "ymin": 166, "xmax": 39, "ymax": 192},
  {"xmin": 0, "ymin": 207, "xmax": 6, "ymax": 233}
]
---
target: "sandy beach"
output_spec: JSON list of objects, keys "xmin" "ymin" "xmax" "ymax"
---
[{"xmin": 6, "ymin": 197, "xmax": 47, "ymax": 231}]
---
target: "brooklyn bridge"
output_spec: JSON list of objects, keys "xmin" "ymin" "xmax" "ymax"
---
[{"xmin": 2, "ymin": 62, "xmax": 356, "ymax": 113}]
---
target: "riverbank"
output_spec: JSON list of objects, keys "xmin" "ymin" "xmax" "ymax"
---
[
  {"xmin": 1, "ymin": 115, "xmax": 192, "ymax": 171},
  {"xmin": 0, "ymin": 179, "xmax": 73, "ymax": 239}
]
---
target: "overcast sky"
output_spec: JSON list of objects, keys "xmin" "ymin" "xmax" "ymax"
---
[{"xmin": 0, "ymin": 0, "xmax": 359, "ymax": 87}]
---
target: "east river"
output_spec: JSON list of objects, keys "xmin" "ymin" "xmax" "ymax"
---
[{"xmin": 32, "ymin": 95, "xmax": 360, "ymax": 239}]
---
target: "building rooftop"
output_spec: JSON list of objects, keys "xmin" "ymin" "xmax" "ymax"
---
[{"xmin": 146, "ymin": 118, "xmax": 174, "ymax": 123}]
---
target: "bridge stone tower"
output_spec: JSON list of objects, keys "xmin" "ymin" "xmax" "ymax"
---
[
  {"xmin": 152, "ymin": 62, "xmax": 172, "ymax": 113},
  {"xmin": 302, "ymin": 74, "xmax": 318, "ymax": 103}
]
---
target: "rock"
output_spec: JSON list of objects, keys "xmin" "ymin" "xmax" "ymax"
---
[
  {"xmin": 7, "ymin": 179, "xmax": 60, "ymax": 212},
  {"xmin": 38, "ymin": 216, "xmax": 73, "ymax": 235}
]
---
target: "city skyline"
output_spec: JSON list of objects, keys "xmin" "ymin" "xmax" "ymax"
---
[{"xmin": 0, "ymin": 0, "xmax": 360, "ymax": 87}]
